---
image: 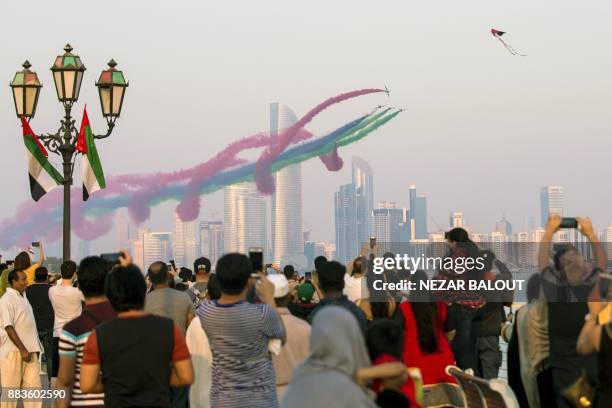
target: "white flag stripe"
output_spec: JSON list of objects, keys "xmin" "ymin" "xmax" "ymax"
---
[
  {"xmin": 82, "ymin": 156, "xmax": 101, "ymax": 195},
  {"xmin": 26, "ymin": 150, "xmax": 57, "ymax": 193}
]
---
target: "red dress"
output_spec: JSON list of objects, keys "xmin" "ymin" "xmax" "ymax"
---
[{"xmin": 399, "ymin": 301, "xmax": 456, "ymax": 406}]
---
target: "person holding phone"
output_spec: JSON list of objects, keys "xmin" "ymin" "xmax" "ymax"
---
[{"xmin": 196, "ymin": 253, "xmax": 285, "ymax": 408}]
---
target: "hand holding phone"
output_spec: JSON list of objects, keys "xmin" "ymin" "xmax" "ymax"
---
[{"xmin": 249, "ymin": 247, "xmax": 264, "ymax": 274}]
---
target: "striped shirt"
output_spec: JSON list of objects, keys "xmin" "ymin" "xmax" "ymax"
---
[
  {"xmin": 197, "ymin": 300, "xmax": 284, "ymax": 408},
  {"xmin": 58, "ymin": 301, "xmax": 116, "ymax": 407}
]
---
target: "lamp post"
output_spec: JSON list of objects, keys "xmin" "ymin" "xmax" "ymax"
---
[{"xmin": 9, "ymin": 44, "xmax": 128, "ymax": 261}]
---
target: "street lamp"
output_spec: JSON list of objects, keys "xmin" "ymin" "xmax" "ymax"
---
[{"xmin": 9, "ymin": 44, "xmax": 128, "ymax": 261}]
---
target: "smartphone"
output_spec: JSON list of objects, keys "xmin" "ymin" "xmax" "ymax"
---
[
  {"xmin": 304, "ymin": 271, "xmax": 312, "ymax": 281},
  {"xmin": 600, "ymin": 274, "xmax": 612, "ymax": 301},
  {"xmin": 100, "ymin": 252, "xmax": 122, "ymax": 266},
  {"xmin": 560, "ymin": 217, "xmax": 578, "ymax": 229},
  {"xmin": 370, "ymin": 236, "xmax": 376, "ymax": 249},
  {"xmin": 31, "ymin": 242, "xmax": 40, "ymax": 248},
  {"xmin": 249, "ymin": 247, "xmax": 263, "ymax": 275}
]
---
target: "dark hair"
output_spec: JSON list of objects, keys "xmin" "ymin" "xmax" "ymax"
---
[
  {"xmin": 216, "ymin": 253, "xmax": 252, "ymax": 295},
  {"xmin": 194, "ymin": 257, "xmax": 211, "ymax": 274},
  {"xmin": 77, "ymin": 256, "xmax": 110, "ymax": 298},
  {"xmin": 61, "ymin": 260, "xmax": 77, "ymax": 279},
  {"xmin": 179, "ymin": 267, "xmax": 193, "ymax": 283},
  {"xmin": 147, "ymin": 261, "xmax": 169, "ymax": 285},
  {"xmin": 0, "ymin": 264, "xmax": 7, "ymax": 272},
  {"xmin": 365, "ymin": 318, "xmax": 403, "ymax": 361},
  {"xmin": 175, "ymin": 282, "xmax": 188, "ymax": 291},
  {"xmin": 206, "ymin": 274, "xmax": 222, "ymax": 300},
  {"xmin": 527, "ymin": 273, "xmax": 541, "ymax": 302},
  {"xmin": 314, "ymin": 256, "xmax": 327, "ymax": 271},
  {"xmin": 318, "ymin": 261, "xmax": 345, "ymax": 293},
  {"xmin": 445, "ymin": 228, "xmax": 471, "ymax": 243},
  {"xmin": 480, "ymin": 250, "xmax": 496, "ymax": 271},
  {"xmin": 14, "ymin": 252, "xmax": 32, "ymax": 270},
  {"xmin": 553, "ymin": 244, "xmax": 575, "ymax": 272},
  {"xmin": 283, "ymin": 265, "xmax": 295, "ymax": 280},
  {"xmin": 8, "ymin": 269, "xmax": 24, "ymax": 286},
  {"xmin": 105, "ymin": 265, "xmax": 146, "ymax": 312},
  {"xmin": 411, "ymin": 302, "xmax": 440, "ymax": 354},
  {"xmin": 34, "ymin": 266, "xmax": 48, "ymax": 282},
  {"xmin": 351, "ymin": 257, "xmax": 365, "ymax": 277}
]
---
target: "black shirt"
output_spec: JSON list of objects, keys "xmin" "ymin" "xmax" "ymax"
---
[
  {"xmin": 308, "ymin": 295, "xmax": 368, "ymax": 333},
  {"xmin": 25, "ymin": 282, "xmax": 54, "ymax": 332}
]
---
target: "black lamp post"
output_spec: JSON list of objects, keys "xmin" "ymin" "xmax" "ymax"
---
[{"xmin": 9, "ymin": 44, "xmax": 128, "ymax": 261}]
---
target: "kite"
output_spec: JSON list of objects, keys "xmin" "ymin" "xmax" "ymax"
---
[{"xmin": 491, "ymin": 28, "xmax": 526, "ymax": 56}]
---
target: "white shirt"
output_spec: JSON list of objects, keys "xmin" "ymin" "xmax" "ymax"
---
[
  {"xmin": 186, "ymin": 316, "xmax": 212, "ymax": 408},
  {"xmin": 48, "ymin": 284, "xmax": 84, "ymax": 337},
  {"xmin": 0, "ymin": 288, "xmax": 41, "ymax": 359},
  {"xmin": 343, "ymin": 274, "xmax": 367, "ymax": 303}
]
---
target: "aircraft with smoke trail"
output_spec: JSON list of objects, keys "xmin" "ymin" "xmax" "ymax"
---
[{"xmin": 0, "ymin": 89, "xmax": 401, "ymax": 250}]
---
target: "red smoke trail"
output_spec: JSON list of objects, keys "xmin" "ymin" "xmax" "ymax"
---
[{"xmin": 254, "ymin": 88, "xmax": 384, "ymax": 195}]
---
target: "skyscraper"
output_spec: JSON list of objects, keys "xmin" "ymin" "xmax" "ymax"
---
[
  {"xmin": 540, "ymin": 186, "xmax": 564, "ymax": 227},
  {"xmin": 143, "ymin": 232, "xmax": 172, "ymax": 270},
  {"xmin": 173, "ymin": 213, "xmax": 197, "ymax": 268},
  {"xmin": 199, "ymin": 221, "xmax": 224, "ymax": 269},
  {"xmin": 495, "ymin": 216, "xmax": 513, "ymax": 236},
  {"xmin": 408, "ymin": 185, "xmax": 428, "ymax": 240},
  {"xmin": 116, "ymin": 210, "xmax": 131, "ymax": 250},
  {"xmin": 335, "ymin": 183, "xmax": 358, "ymax": 265},
  {"xmin": 270, "ymin": 103, "xmax": 304, "ymax": 265},
  {"xmin": 450, "ymin": 212, "xmax": 464, "ymax": 228},
  {"xmin": 224, "ymin": 182, "xmax": 268, "ymax": 256},
  {"xmin": 371, "ymin": 203, "xmax": 403, "ymax": 254},
  {"xmin": 352, "ymin": 157, "xmax": 374, "ymax": 248}
]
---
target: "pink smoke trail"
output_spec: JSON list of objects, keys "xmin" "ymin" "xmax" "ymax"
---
[
  {"xmin": 254, "ymin": 88, "xmax": 384, "ymax": 195},
  {"xmin": 319, "ymin": 146, "xmax": 344, "ymax": 171}
]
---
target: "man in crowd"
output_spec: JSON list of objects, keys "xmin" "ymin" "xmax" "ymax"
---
[
  {"xmin": 145, "ymin": 261, "xmax": 195, "ymax": 407},
  {"xmin": 25, "ymin": 266, "xmax": 55, "ymax": 384},
  {"xmin": 192, "ymin": 257, "xmax": 212, "ymax": 299},
  {"xmin": 49, "ymin": 260, "xmax": 84, "ymax": 381},
  {"xmin": 538, "ymin": 215, "xmax": 605, "ymax": 407},
  {"xmin": 0, "ymin": 269, "xmax": 42, "ymax": 407},
  {"xmin": 267, "ymin": 274, "xmax": 311, "ymax": 401},
  {"xmin": 56, "ymin": 256, "xmax": 116, "ymax": 408},
  {"xmin": 197, "ymin": 253, "xmax": 285, "ymax": 408},
  {"xmin": 308, "ymin": 260, "xmax": 368, "ymax": 332},
  {"xmin": 288, "ymin": 282, "xmax": 317, "ymax": 321}
]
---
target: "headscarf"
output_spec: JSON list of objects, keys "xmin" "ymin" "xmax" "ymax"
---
[{"xmin": 281, "ymin": 306, "xmax": 378, "ymax": 408}]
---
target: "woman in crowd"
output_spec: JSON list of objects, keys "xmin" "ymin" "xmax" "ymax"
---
[
  {"xmin": 398, "ymin": 270, "xmax": 456, "ymax": 406},
  {"xmin": 344, "ymin": 256, "xmax": 368, "ymax": 303},
  {"xmin": 282, "ymin": 306, "xmax": 405, "ymax": 408}
]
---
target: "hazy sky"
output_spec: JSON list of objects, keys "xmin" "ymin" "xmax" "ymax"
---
[{"xmin": 1, "ymin": 0, "xmax": 611, "ymax": 254}]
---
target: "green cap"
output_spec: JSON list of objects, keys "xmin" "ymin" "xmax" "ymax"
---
[{"xmin": 297, "ymin": 283, "xmax": 315, "ymax": 302}]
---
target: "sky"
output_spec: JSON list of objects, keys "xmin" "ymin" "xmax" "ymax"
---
[{"xmin": 1, "ymin": 0, "xmax": 611, "ymax": 254}]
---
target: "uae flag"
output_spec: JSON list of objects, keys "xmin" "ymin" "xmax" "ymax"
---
[
  {"xmin": 76, "ymin": 107, "xmax": 106, "ymax": 201},
  {"xmin": 21, "ymin": 117, "xmax": 63, "ymax": 201}
]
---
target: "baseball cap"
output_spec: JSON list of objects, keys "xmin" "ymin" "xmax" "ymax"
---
[
  {"xmin": 267, "ymin": 274, "xmax": 289, "ymax": 298},
  {"xmin": 297, "ymin": 283, "xmax": 315, "ymax": 302}
]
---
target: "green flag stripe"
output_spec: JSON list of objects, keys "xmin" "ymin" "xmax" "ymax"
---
[
  {"xmin": 84, "ymin": 124, "xmax": 106, "ymax": 188},
  {"xmin": 23, "ymin": 136, "xmax": 63, "ymax": 185}
]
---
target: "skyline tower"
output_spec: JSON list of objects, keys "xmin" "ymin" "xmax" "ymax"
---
[
  {"xmin": 223, "ymin": 182, "xmax": 268, "ymax": 256},
  {"xmin": 540, "ymin": 185, "xmax": 564, "ymax": 227},
  {"xmin": 270, "ymin": 103, "xmax": 304, "ymax": 265},
  {"xmin": 173, "ymin": 213, "xmax": 197, "ymax": 268},
  {"xmin": 334, "ymin": 183, "xmax": 358, "ymax": 265},
  {"xmin": 199, "ymin": 221, "xmax": 224, "ymax": 270},
  {"xmin": 352, "ymin": 157, "xmax": 374, "ymax": 248}
]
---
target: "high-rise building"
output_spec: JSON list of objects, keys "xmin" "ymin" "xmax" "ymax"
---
[
  {"xmin": 407, "ymin": 185, "xmax": 428, "ymax": 240},
  {"xmin": 495, "ymin": 216, "xmax": 513, "ymax": 236},
  {"xmin": 199, "ymin": 221, "xmax": 224, "ymax": 270},
  {"xmin": 270, "ymin": 103, "xmax": 304, "ymax": 265},
  {"xmin": 540, "ymin": 186, "xmax": 564, "ymax": 227},
  {"xmin": 173, "ymin": 213, "xmax": 197, "ymax": 269},
  {"xmin": 335, "ymin": 183, "xmax": 358, "ymax": 265},
  {"xmin": 224, "ymin": 182, "xmax": 268, "ymax": 255},
  {"xmin": 604, "ymin": 225, "xmax": 612, "ymax": 262},
  {"xmin": 450, "ymin": 212, "xmax": 464, "ymax": 228},
  {"xmin": 371, "ymin": 205, "xmax": 403, "ymax": 254},
  {"xmin": 352, "ymin": 157, "xmax": 374, "ymax": 248},
  {"xmin": 116, "ymin": 211, "xmax": 131, "ymax": 250},
  {"xmin": 143, "ymin": 232, "xmax": 172, "ymax": 270},
  {"xmin": 131, "ymin": 228, "xmax": 149, "ymax": 270}
]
